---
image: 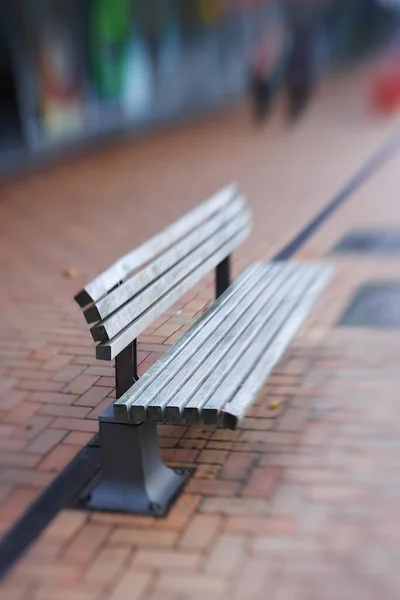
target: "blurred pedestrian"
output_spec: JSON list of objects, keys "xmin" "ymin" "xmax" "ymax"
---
[
  {"xmin": 249, "ymin": 4, "xmax": 289, "ymax": 123},
  {"xmin": 284, "ymin": 0, "xmax": 331, "ymax": 121}
]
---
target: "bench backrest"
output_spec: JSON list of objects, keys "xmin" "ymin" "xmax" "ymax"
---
[{"xmin": 75, "ymin": 183, "xmax": 252, "ymax": 361}]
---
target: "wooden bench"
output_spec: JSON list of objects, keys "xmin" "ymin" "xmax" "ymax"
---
[{"xmin": 75, "ymin": 183, "xmax": 331, "ymax": 515}]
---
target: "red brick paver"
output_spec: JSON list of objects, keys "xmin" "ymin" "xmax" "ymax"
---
[{"xmin": 0, "ymin": 70, "xmax": 399, "ymax": 598}]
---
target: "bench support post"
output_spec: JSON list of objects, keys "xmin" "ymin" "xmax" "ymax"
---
[
  {"xmin": 115, "ymin": 340, "xmax": 138, "ymax": 399},
  {"xmin": 216, "ymin": 256, "xmax": 231, "ymax": 299},
  {"xmin": 88, "ymin": 410, "xmax": 188, "ymax": 515},
  {"xmin": 86, "ymin": 342, "xmax": 188, "ymax": 516}
]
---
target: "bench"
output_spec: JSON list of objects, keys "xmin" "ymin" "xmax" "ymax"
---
[{"xmin": 75, "ymin": 183, "xmax": 331, "ymax": 515}]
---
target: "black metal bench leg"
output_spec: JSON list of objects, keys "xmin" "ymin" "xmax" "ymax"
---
[
  {"xmin": 88, "ymin": 416, "xmax": 188, "ymax": 516},
  {"xmin": 216, "ymin": 256, "xmax": 231, "ymax": 299},
  {"xmin": 115, "ymin": 340, "xmax": 138, "ymax": 399},
  {"xmin": 88, "ymin": 337, "xmax": 188, "ymax": 515}
]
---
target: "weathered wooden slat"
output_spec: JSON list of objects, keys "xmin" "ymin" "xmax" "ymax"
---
[
  {"xmin": 181, "ymin": 264, "xmax": 311, "ymax": 425},
  {"xmin": 128, "ymin": 264, "xmax": 274, "ymax": 422},
  {"xmin": 144, "ymin": 262, "xmax": 289, "ymax": 422},
  {"xmin": 74, "ymin": 183, "xmax": 237, "ymax": 308},
  {"xmin": 113, "ymin": 262, "xmax": 265, "ymax": 421},
  {"xmin": 96, "ymin": 220, "xmax": 252, "ymax": 361},
  {"xmin": 221, "ymin": 267, "xmax": 332, "ymax": 429},
  {"xmin": 84, "ymin": 196, "xmax": 246, "ymax": 324},
  {"xmin": 163, "ymin": 264, "xmax": 302, "ymax": 423},
  {"xmin": 200, "ymin": 265, "xmax": 322, "ymax": 424},
  {"xmin": 113, "ymin": 262, "xmax": 330, "ymax": 428},
  {"xmin": 91, "ymin": 210, "xmax": 251, "ymax": 343},
  {"xmin": 200, "ymin": 266, "xmax": 329, "ymax": 426},
  {"xmin": 114, "ymin": 264, "xmax": 264, "ymax": 421}
]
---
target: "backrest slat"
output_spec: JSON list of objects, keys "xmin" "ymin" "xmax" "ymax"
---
[
  {"xmin": 91, "ymin": 207, "xmax": 251, "ymax": 343},
  {"xmin": 83, "ymin": 195, "xmax": 246, "ymax": 324},
  {"xmin": 74, "ymin": 182, "xmax": 238, "ymax": 308},
  {"xmin": 96, "ymin": 220, "xmax": 252, "ymax": 360},
  {"xmin": 75, "ymin": 183, "xmax": 252, "ymax": 361}
]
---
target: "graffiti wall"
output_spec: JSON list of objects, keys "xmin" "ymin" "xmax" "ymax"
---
[
  {"xmin": 0, "ymin": 0, "xmax": 397, "ymax": 169},
  {"xmin": 12, "ymin": 0, "xmax": 263, "ymax": 149}
]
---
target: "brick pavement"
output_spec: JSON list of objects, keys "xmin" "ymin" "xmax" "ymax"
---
[{"xmin": 0, "ymin": 70, "xmax": 400, "ymax": 598}]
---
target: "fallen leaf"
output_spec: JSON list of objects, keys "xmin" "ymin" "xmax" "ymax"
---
[
  {"xmin": 268, "ymin": 400, "xmax": 282, "ymax": 411},
  {"xmin": 63, "ymin": 268, "xmax": 79, "ymax": 279}
]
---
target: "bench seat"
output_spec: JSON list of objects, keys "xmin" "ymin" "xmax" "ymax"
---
[{"xmin": 113, "ymin": 260, "xmax": 331, "ymax": 430}]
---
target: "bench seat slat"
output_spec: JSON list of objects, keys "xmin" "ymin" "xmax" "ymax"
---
[
  {"xmin": 96, "ymin": 222, "xmax": 251, "ymax": 360},
  {"xmin": 75, "ymin": 183, "xmax": 238, "ymax": 308},
  {"xmin": 113, "ymin": 262, "xmax": 331, "ymax": 428},
  {"xmin": 113, "ymin": 262, "xmax": 266, "ymax": 421},
  {"xmin": 91, "ymin": 209, "xmax": 251, "ymax": 343},
  {"xmin": 179, "ymin": 265, "xmax": 313, "ymax": 425},
  {"xmin": 84, "ymin": 196, "xmax": 246, "ymax": 324},
  {"xmin": 135, "ymin": 264, "xmax": 278, "ymax": 422},
  {"xmin": 200, "ymin": 265, "xmax": 326, "ymax": 425},
  {"xmin": 145, "ymin": 263, "xmax": 291, "ymax": 422},
  {"xmin": 159, "ymin": 264, "xmax": 303, "ymax": 423},
  {"xmin": 220, "ymin": 267, "xmax": 332, "ymax": 429}
]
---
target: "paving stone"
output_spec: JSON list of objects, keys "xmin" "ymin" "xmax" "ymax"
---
[
  {"xmin": 179, "ymin": 514, "xmax": 222, "ymax": 550},
  {"xmin": 132, "ymin": 548, "xmax": 202, "ymax": 572},
  {"xmin": 61, "ymin": 523, "xmax": 111, "ymax": 566},
  {"xmin": 204, "ymin": 533, "xmax": 248, "ymax": 576},
  {"xmin": 109, "ymin": 571, "xmax": 152, "ymax": 600},
  {"xmin": 84, "ymin": 546, "xmax": 131, "ymax": 586},
  {"xmin": 26, "ymin": 429, "xmax": 68, "ymax": 454},
  {"xmin": 110, "ymin": 528, "xmax": 178, "ymax": 547}
]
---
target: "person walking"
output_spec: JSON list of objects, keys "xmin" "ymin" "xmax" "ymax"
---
[
  {"xmin": 249, "ymin": 3, "xmax": 290, "ymax": 123},
  {"xmin": 283, "ymin": 0, "xmax": 331, "ymax": 121}
]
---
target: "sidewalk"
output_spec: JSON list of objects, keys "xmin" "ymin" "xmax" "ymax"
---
[{"xmin": 0, "ymin": 70, "xmax": 400, "ymax": 599}]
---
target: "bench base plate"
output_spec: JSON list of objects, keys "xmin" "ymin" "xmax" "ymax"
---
[{"xmin": 82, "ymin": 418, "xmax": 189, "ymax": 516}]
